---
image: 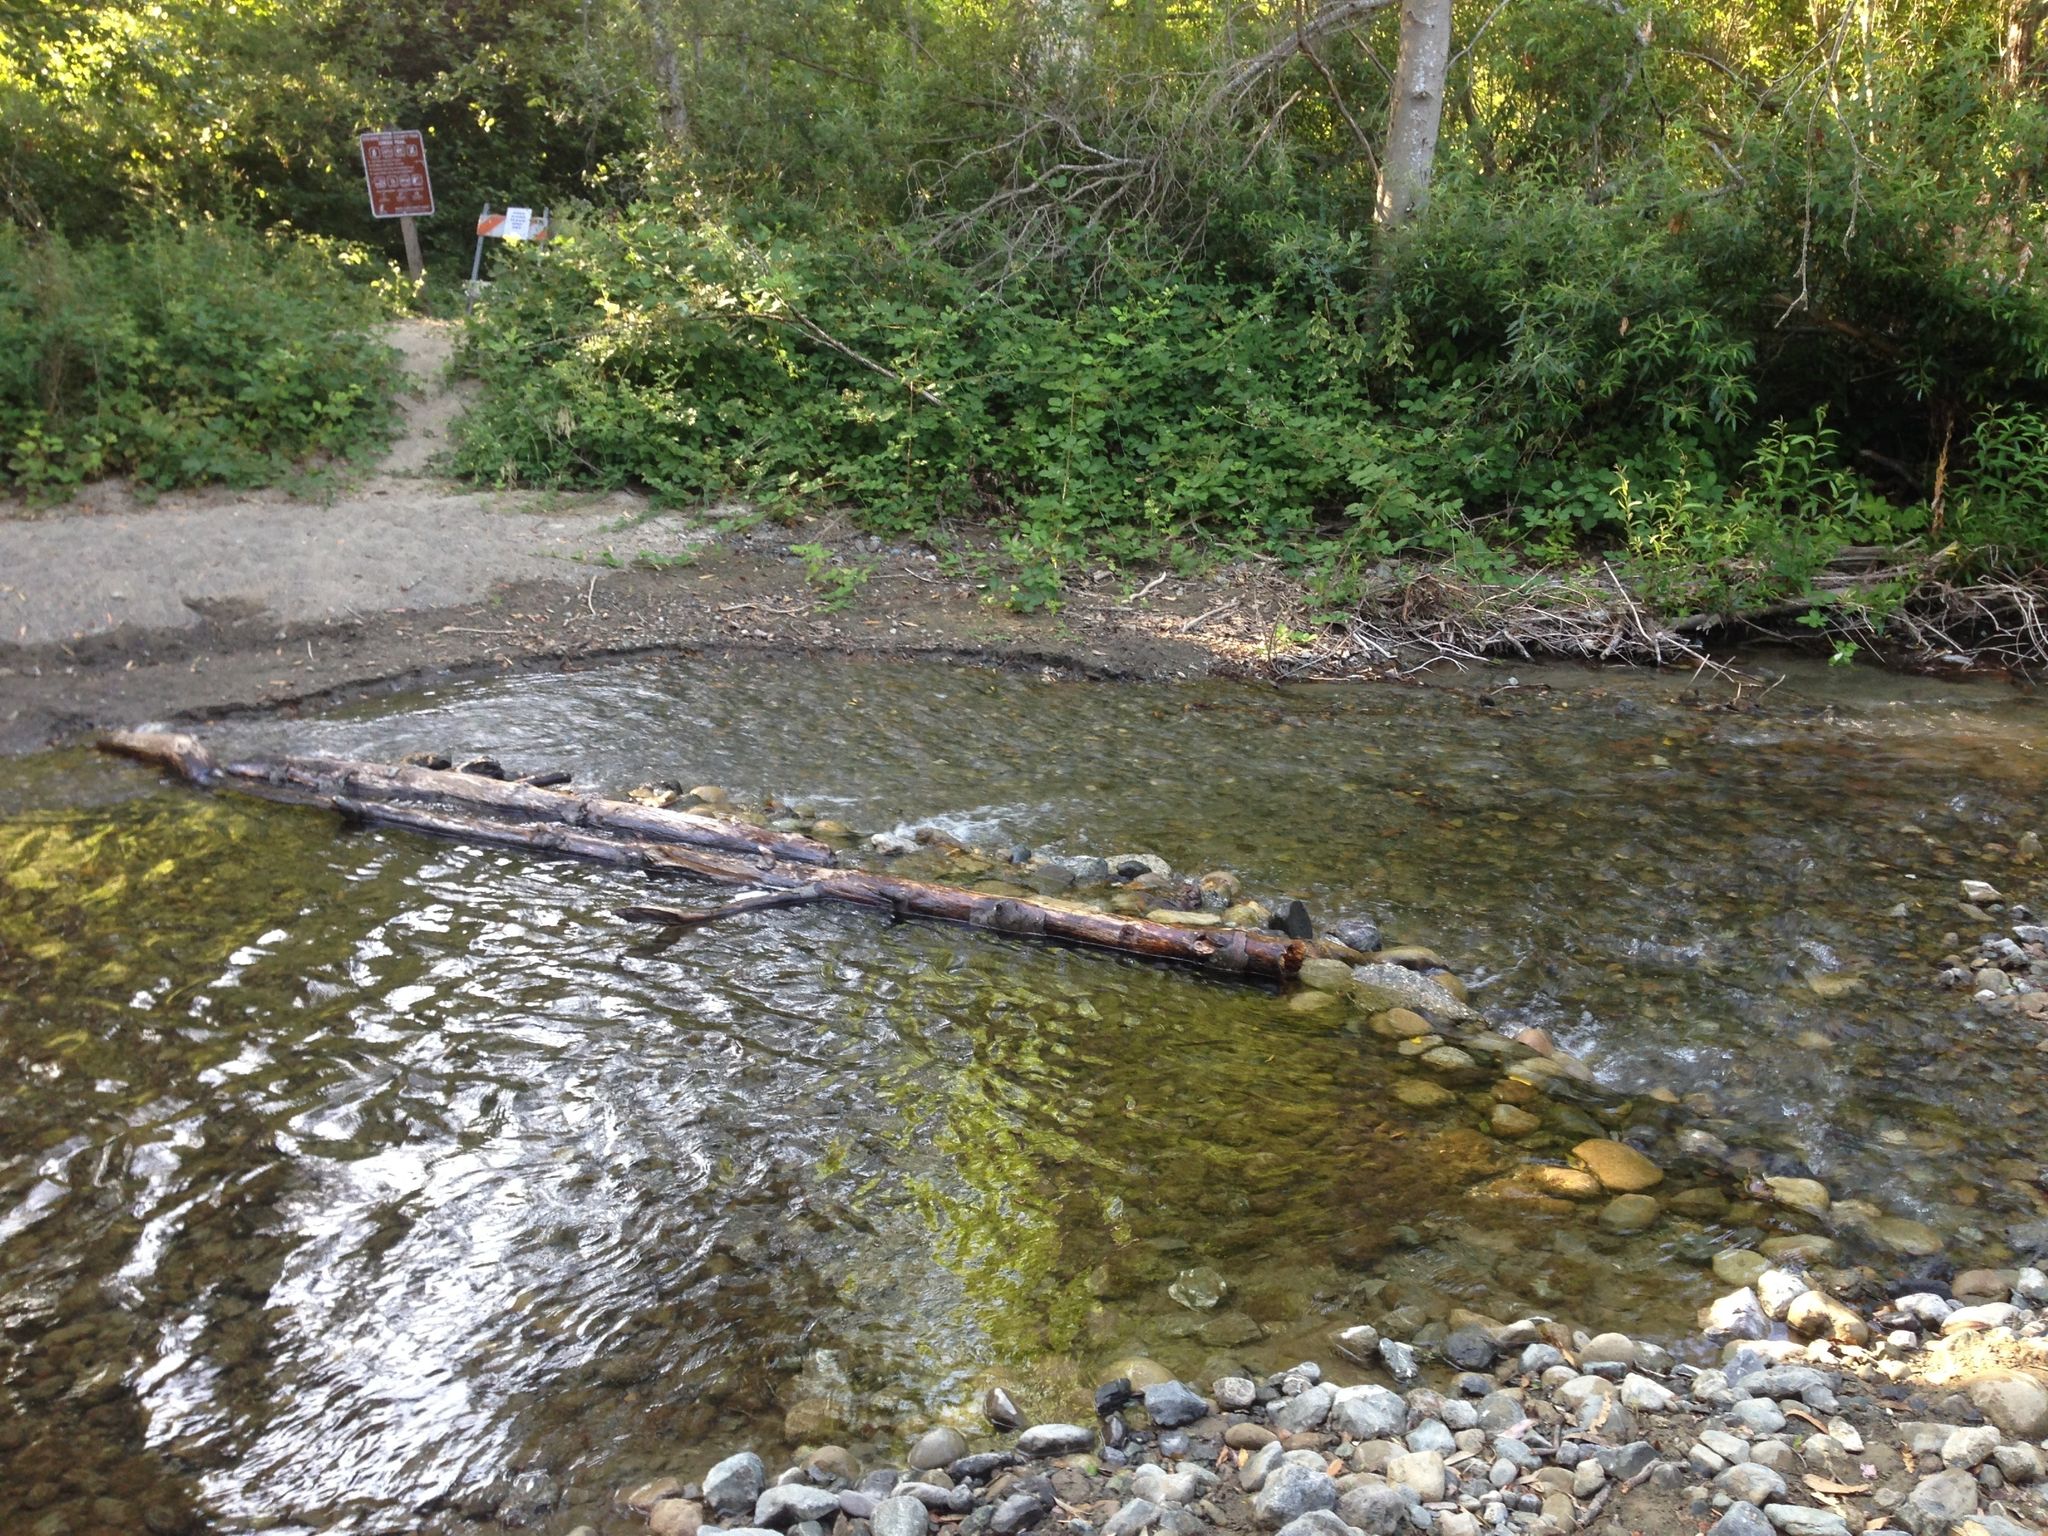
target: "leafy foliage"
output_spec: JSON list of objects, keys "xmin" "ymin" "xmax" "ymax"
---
[{"xmin": 0, "ymin": 223, "xmax": 401, "ymax": 492}]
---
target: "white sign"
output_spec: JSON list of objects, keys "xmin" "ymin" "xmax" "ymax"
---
[{"xmin": 501, "ymin": 206, "xmax": 534, "ymax": 241}]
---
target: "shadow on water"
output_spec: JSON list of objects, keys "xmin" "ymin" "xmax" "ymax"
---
[{"xmin": 0, "ymin": 656, "xmax": 2043, "ymax": 1531}]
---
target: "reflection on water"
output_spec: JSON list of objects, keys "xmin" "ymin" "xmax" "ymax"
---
[{"xmin": 1, "ymin": 657, "xmax": 2044, "ymax": 1532}]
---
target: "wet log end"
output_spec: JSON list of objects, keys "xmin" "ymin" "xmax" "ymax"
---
[{"xmin": 97, "ymin": 729, "xmax": 217, "ymax": 784}]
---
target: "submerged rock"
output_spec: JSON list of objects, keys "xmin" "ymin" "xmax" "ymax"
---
[
  {"xmin": 1572, "ymin": 1139, "xmax": 1664, "ymax": 1192},
  {"xmin": 1347, "ymin": 962, "xmax": 1478, "ymax": 1020}
]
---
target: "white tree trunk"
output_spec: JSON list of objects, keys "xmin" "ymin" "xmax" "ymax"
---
[{"xmin": 1375, "ymin": 0, "xmax": 1453, "ymax": 228}]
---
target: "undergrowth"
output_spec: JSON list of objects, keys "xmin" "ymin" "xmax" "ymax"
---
[
  {"xmin": 0, "ymin": 223, "xmax": 405, "ymax": 495},
  {"xmin": 453, "ymin": 178, "xmax": 2048, "ymax": 636}
]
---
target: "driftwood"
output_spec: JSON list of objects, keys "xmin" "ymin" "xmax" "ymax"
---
[
  {"xmin": 102, "ymin": 730, "xmax": 1309, "ymax": 983},
  {"xmin": 101, "ymin": 730, "xmax": 834, "ymax": 865}
]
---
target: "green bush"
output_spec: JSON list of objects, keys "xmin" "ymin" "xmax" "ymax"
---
[{"xmin": 0, "ymin": 223, "xmax": 402, "ymax": 492}]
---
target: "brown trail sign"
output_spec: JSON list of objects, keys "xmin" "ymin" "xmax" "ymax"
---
[{"xmin": 359, "ymin": 129, "xmax": 433, "ymax": 287}]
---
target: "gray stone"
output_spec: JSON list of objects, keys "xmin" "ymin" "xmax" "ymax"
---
[
  {"xmin": 1386, "ymin": 1450, "xmax": 1446, "ymax": 1502},
  {"xmin": 1272, "ymin": 1514, "xmax": 1354, "ymax": 1536},
  {"xmin": 1968, "ymin": 1375, "xmax": 2048, "ymax": 1439},
  {"xmin": 1729, "ymin": 1398, "xmax": 1787, "ymax": 1435},
  {"xmin": 1169, "ymin": 1266, "xmax": 1228, "ymax": 1310},
  {"xmin": 909, "ymin": 1430, "xmax": 969, "ymax": 1472},
  {"xmin": 1377, "ymin": 1338, "xmax": 1420, "ymax": 1383},
  {"xmin": 1760, "ymin": 1508, "xmax": 1850, "ymax": 1536},
  {"xmin": 1756, "ymin": 1269, "xmax": 1809, "ymax": 1321},
  {"xmin": 1476, "ymin": 1391, "xmax": 1529, "ymax": 1434},
  {"xmin": 947, "ymin": 1453, "xmax": 1018, "ymax": 1483},
  {"xmin": 1405, "ymin": 1419, "xmax": 1454, "ymax": 1455},
  {"xmin": 1991, "ymin": 1443, "xmax": 2044, "ymax": 1484},
  {"xmin": 1619, "ymin": 1373, "xmax": 1677, "ymax": 1412},
  {"xmin": 1328, "ymin": 917, "xmax": 1382, "ymax": 951},
  {"xmin": 990, "ymin": 1493, "xmax": 1047, "ymax": 1535},
  {"xmin": 1252, "ymin": 1464, "xmax": 1339, "ymax": 1530},
  {"xmin": 1349, "ymin": 962, "xmax": 1479, "ymax": 1020},
  {"xmin": 706, "ymin": 1453, "xmax": 767, "ymax": 1518},
  {"xmin": 1141, "ymin": 1381, "xmax": 1209, "ymax": 1430},
  {"xmin": 1240, "ymin": 1441, "xmax": 1285, "ymax": 1494},
  {"xmin": 1741, "ymin": 1366, "xmax": 1831, "ymax": 1398},
  {"xmin": 1595, "ymin": 1441, "xmax": 1658, "ymax": 1482},
  {"xmin": 1942, "ymin": 1425, "xmax": 2002, "ymax": 1470},
  {"xmin": 1100, "ymin": 1500, "xmax": 1161, "ymax": 1536},
  {"xmin": 1704, "ymin": 1288, "xmax": 1770, "ymax": 1341},
  {"xmin": 755, "ymin": 1486, "xmax": 843, "ymax": 1528},
  {"xmin": 1329, "ymin": 1385, "xmax": 1408, "ymax": 1440},
  {"xmin": 1715, "ymin": 1465, "xmax": 1788, "ymax": 1505},
  {"xmin": 1016, "ymin": 1423, "xmax": 1095, "ymax": 1457},
  {"xmin": 1708, "ymin": 1507, "xmax": 1773, "ymax": 1536},
  {"xmin": 1269, "ymin": 1382, "xmax": 1334, "ymax": 1433},
  {"xmin": 1908, "ymin": 1469, "xmax": 1980, "ymax": 1526},
  {"xmin": 1335, "ymin": 1486, "xmax": 1413, "ymax": 1536},
  {"xmin": 1130, "ymin": 1468, "xmax": 1199, "ymax": 1505},
  {"xmin": 1214, "ymin": 1376, "xmax": 1258, "ymax": 1410},
  {"xmin": 1519, "ymin": 1343, "xmax": 1564, "ymax": 1376},
  {"xmin": 1441, "ymin": 1327, "xmax": 1498, "ymax": 1371},
  {"xmin": 870, "ymin": 1499, "xmax": 930, "ymax": 1536}
]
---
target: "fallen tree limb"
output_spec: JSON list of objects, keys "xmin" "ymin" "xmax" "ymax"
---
[
  {"xmin": 103, "ymin": 732, "xmax": 1310, "ymax": 983},
  {"xmin": 616, "ymin": 888, "xmax": 827, "ymax": 927},
  {"xmin": 101, "ymin": 730, "xmax": 834, "ymax": 865}
]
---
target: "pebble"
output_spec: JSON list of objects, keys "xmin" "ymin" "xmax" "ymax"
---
[
  {"xmin": 1713, "ymin": 1249, "xmax": 1770, "ymax": 1287},
  {"xmin": 1015, "ymin": 1424, "xmax": 1094, "ymax": 1457},
  {"xmin": 982, "ymin": 1388, "xmax": 1022, "ymax": 1430},
  {"xmin": 1489, "ymin": 1102, "xmax": 1542, "ymax": 1136},
  {"xmin": 1598, "ymin": 1192, "xmax": 1661, "ymax": 1232},
  {"xmin": 1709, "ymin": 1505, "xmax": 1774, "ymax": 1536},
  {"xmin": 1214, "ymin": 1376, "xmax": 1257, "ymax": 1410},
  {"xmin": 1717, "ymin": 1463, "xmax": 1788, "ymax": 1504},
  {"xmin": 1140, "ymin": 1381, "xmax": 1208, "ymax": 1429},
  {"xmin": 1328, "ymin": 1384, "xmax": 1406, "ymax": 1440},
  {"xmin": 1251, "ymin": 1463, "xmax": 1338, "ymax": 1529},
  {"xmin": 1969, "ymin": 1374, "xmax": 2048, "ymax": 1438},
  {"xmin": 1909, "ymin": 1469, "xmax": 1980, "ymax": 1525},
  {"xmin": 1760, "ymin": 1506, "xmax": 1850, "ymax": 1536},
  {"xmin": 705, "ymin": 1452, "xmax": 767, "ymax": 1517},
  {"xmin": 1386, "ymin": 1449, "xmax": 1446, "ymax": 1502},
  {"xmin": 1268, "ymin": 1382, "xmax": 1331, "ymax": 1432},
  {"xmin": 1784, "ymin": 1290, "xmax": 1871, "ymax": 1345},
  {"xmin": 1377, "ymin": 1338, "xmax": 1420, "ymax": 1383},
  {"xmin": 755, "ymin": 1485, "xmax": 843, "ymax": 1527},
  {"xmin": 1764, "ymin": 1176, "xmax": 1831, "ymax": 1217},
  {"xmin": 1571, "ymin": 1138, "xmax": 1665, "ymax": 1192},
  {"xmin": 652, "ymin": 1501, "xmax": 705, "ymax": 1536}
]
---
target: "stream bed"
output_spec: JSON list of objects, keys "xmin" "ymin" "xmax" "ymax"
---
[{"xmin": 1, "ymin": 655, "xmax": 2044, "ymax": 1535}]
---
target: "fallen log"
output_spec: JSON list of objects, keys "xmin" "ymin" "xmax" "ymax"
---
[
  {"xmin": 101, "ymin": 729, "xmax": 834, "ymax": 865},
  {"xmin": 102, "ymin": 732, "xmax": 1309, "ymax": 983}
]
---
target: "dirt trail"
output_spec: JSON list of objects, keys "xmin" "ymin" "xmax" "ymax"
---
[
  {"xmin": 0, "ymin": 322, "xmax": 1243, "ymax": 753},
  {"xmin": 0, "ymin": 321, "xmax": 703, "ymax": 649}
]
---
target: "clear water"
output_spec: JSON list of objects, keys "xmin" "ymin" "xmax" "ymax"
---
[{"xmin": 2, "ymin": 656, "xmax": 2043, "ymax": 1534}]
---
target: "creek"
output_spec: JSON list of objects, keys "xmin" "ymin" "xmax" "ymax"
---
[{"xmin": 1, "ymin": 656, "xmax": 2043, "ymax": 1534}]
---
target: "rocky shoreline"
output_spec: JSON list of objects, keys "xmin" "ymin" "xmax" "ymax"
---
[
  {"xmin": 597, "ymin": 1261, "xmax": 2048, "ymax": 1536},
  {"xmin": 555, "ymin": 836, "xmax": 2048, "ymax": 1536}
]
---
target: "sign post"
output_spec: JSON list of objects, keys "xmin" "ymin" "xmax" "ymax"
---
[
  {"xmin": 359, "ymin": 129, "xmax": 435, "ymax": 288},
  {"xmin": 466, "ymin": 204, "xmax": 554, "ymax": 313}
]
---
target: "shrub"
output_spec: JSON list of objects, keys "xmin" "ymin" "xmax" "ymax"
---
[{"xmin": 0, "ymin": 223, "xmax": 402, "ymax": 493}]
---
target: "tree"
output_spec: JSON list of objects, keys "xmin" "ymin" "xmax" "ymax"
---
[{"xmin": 1375, "ymin": 0, "xmax": 1452, "ymax": 227}]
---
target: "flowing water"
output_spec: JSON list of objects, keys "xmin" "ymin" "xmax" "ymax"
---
[{"xmin": 2, "ymin": 656, "xmax": 2044, "ymax": 1535}]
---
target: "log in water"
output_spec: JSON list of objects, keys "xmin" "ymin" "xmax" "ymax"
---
[{"xmin": 101, "ymin": 729, "xmax": 1309, "ymax": 982}]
